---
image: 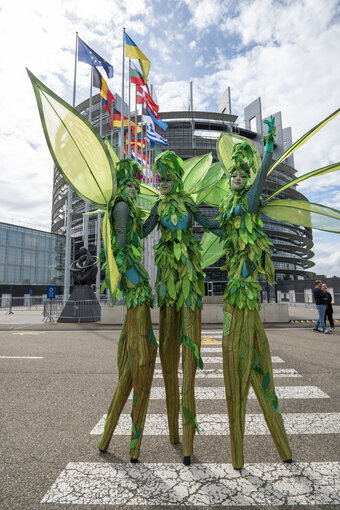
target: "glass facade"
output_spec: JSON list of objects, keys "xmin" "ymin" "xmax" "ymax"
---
[{"xmin": 0, "ymin": 223, "xmax": 65, "ymax": 285}]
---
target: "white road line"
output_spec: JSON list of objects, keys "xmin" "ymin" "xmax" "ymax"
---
[
  {"xmin": 153, "ymin": 368, "xmax": 301, "ymax": 378},
  {"xmin": 90, "ymin": 412, "xmax": 340, "ymax": 436},
  {"xmin": 41, "ymin": 461, "xmax": 340, "ymax": 506},
  {"xmin": 155, "ymin": 356, "xmax": 284, "ymax": 364},
  {"xmin": 127, "ymin": 385, "xmax": 329, "ymax": 401},
  {"xmin": 0, "ymin": 355, "xmax": 44, "ymax": 359}
]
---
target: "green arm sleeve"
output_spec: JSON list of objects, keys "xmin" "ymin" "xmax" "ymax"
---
[
  {"xmin": 246, "ymin": 151, "xmax": 273, "ymax": 213},
  {"xmin": 194, "ymin": 209, "xmax": 221, "ymax": 236},
  {"xmin": 112, "ymin": 200, "xmax": 130, "ymax": 249},
  {"xmin": 143, "ymin": 203, "xmax": 158, "ymax": 238}
]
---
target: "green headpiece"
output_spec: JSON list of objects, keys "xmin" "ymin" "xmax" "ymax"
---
[
  {"xmin": 228, "ymin": 142, "xmax": 257, "ymax": 177},
  {"xmin": 153, "ymin": 150, "xmax": 184, "ymax": 193},
  {"xmin": 116, "ymin": 158, "xmax": 143, "ymax": 192}
]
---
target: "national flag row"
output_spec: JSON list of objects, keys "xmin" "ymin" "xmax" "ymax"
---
[{"xmin": 76, "ymin": 32, "xmax": 168, "ymax": 152}]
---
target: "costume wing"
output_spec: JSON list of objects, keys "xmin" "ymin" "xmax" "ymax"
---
[
  {"xmin": 200, "ymin": 231, "xmax": 225, "ymax": 269},
  {"xmin": 182, "ymin": 153, "xmax": 213, "ymax": 193},
  {"xmin": 27, "ymin": 69, "xmax": 116, "ymax": 207},
  {"xmin": 267, "ymin": 108, "xmax": 340, "ymax": 176},
  {"xmin": 217, "ymin": 132, "xmax": 261, "ymax": 185},
  {"xmin": 262, "ymin": 200, "xmax": 340, "ymax": 233},
  {"xmin": 27, "ymin": 69, "xmax": 119, "ymax": 295}
]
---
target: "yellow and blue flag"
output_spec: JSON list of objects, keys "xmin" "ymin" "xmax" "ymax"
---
[
  {"xmin": 125, "ymin": 32, "xmax": 150, "ymax": 83},
  {"xmin": 78, "ymin": 36, "xmax": 114, "ymax": 79}
]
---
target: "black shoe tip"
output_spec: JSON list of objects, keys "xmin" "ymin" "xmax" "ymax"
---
[
  {"xmin": 183, "ymin": 456, "xmax": 191, "ymax": 466},
  {"xmin": 284, "ymin": 458, "xmax": 293, "ymax": 463},
  {"xmin": 130, "ymin": 457, "xmax": 139, "ymax": 463}
]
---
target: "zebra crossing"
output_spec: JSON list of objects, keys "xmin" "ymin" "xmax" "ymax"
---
[{"xmin": 41, "ymin": 329, "xmax": 340, "ymax": 507}]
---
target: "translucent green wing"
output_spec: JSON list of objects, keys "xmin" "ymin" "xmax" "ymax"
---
[
  {"xmin": 197, "ymin": 176, "xmax": 231, "ymax": 207},
  {"xmin": 200, "ymin": 231, "xmax": 225, "ymax": 269},
  {"xmin": 182, "ymin": 153, "xmax": 213, "ymax": 194},
  {"xmin": 217, "ymin": 132, "xmax": 261, "ymax": 185},
  {"xmin": 192, "ymin": 162, "xmax": 225, "ymax": 205},
  {"xmin": 27, "ymin": 69, "xmax": 115, "ymax": 208},
  {"xmin": 137, "ymin": 183, "xmax": 161, "ymax": 215},
  {"xmin": 267, "ymin": 108, "xmax": 340, "ymax": 176},
  {"xmin": 265, "ymin": 162, "xmax": 340, "ymax": 202},
  {"xmin": 262, "ymin": 200, "xmax": 340, "ymax": 233}
]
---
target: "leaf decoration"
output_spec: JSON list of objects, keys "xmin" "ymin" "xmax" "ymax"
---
[
  {"xmin": 267, "ymin": 107, "xmax": 340, "ymax": 176},
  {"xmin": 102, "ymin": 210, "xmax": 120, "ymax": 300},
  {"xmin": 182, "ymin": 153, "xmax": 212, "ymax": 193},
  {"xmin": 265, "ymin": 162, "xmax": 340, "ymax": 202},
  {"xmin": 262, "ymin": 199, "xmax": 340, "ymax": 233},
  {"xmin": 27, "ymin": 69, "xmax": 115, "ymax": 208},
  {"xmin": 181, "ymin": 405, "xmax": 201, "ymax": 435},
  {"xmin": 200, "ymin": 231, "xmax": 225, "ymax": 269}
]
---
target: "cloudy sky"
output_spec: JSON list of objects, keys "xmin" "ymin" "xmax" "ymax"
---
[{"xmin": 0, "ymin": 0, "xmax": 339, "ymax": 276}]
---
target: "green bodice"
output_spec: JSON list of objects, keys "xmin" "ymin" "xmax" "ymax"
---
[
  {"xmin": 153, "ymin": 193, "xmax": 205, "ymax": 311},
  {"xmin": 219, "ymin": 193, "xmax": 275, "ymax": 310}
]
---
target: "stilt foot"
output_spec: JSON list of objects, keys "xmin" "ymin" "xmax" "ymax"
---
[
  {"xmin": 183, "ymin": 456, "xmax": 191, "ymax": 466},
  {"xmin": 130, "ymin": 457, "xmax": 139, "ymax": 464},
  {"xmin": 284, "ymin": 458, "xmax": 293, "ymax": 463}
]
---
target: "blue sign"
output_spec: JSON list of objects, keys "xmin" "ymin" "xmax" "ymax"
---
[
  {"xmin": 47, "ymin": 286, "xmax": 56, "ymax": 299},
  {"xmin": 29, "ymin": 288, "xmax": 33, "ymax": 296}
]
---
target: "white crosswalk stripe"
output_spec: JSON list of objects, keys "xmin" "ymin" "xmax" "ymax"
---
[
  {"xmin": 153, "ymin": 368, "xmax": 301, "ymax": 378},
  {"xmin": 126, "ymin": 385, "xmax": 329, "ymax": 400},
  {"xmin": 155, "ymin": 355, "xmax": 285, "ymax": 363},
  {"xmin": 90, "ymin": 412, "xmax": 340, "ymax": 436},
  {"xmin": 40, "ymin": 461, "xmax": 340, "ymax": 506}
]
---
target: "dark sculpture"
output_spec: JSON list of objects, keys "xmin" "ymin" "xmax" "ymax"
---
[{"xmin": 71, "ymin": 247, "xmax": 98, "ymax": 285}]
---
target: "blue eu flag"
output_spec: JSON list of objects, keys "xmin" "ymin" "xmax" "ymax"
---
[{"xmin": 78, "ymin": 37, "xmax": 114, "ymax": 79}]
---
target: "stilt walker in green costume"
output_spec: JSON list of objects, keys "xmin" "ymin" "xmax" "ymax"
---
[
  {"xmin": 143, "ymin": 151, "xmax": 218, "ymax": 466},
  {"xmin": 27, "ymin": 71, "xmax": 158, "ymax": 463},
  {"xmin": 199, "ymin": 109, "xmax": 340, "ymax": 469},
  {"xmin": 97, "ymin": 158, "xmax": 157, "ymax": 462}
]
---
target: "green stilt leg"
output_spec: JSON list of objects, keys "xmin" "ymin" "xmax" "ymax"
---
[
  {"xmin": 222, "ymin": 303, "xmax": 292, "ymax": 468},
  {"xmin": 98, "ymin": 304, "xmax": 157, "ymax": 460}
]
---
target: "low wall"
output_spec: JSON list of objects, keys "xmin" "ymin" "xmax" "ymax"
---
[{"xmin": 100, "ymin": 301, "xmax": 289, "ymax": 325}]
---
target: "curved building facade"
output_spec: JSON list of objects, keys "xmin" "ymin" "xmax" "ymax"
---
[{"xmin": 51, "ymin": 92, "xmax": 315, "ymax": 291}]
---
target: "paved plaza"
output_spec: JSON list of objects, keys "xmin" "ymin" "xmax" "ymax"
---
[{"xmin": 0, "ymin": 313, "xmax": 339, "ymax": 509}]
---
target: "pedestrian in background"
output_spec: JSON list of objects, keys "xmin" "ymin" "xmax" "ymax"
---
[
  {"xmin": 321, "ymin": 283, "xmax": 334, "ymax": 332},
  {"xmin": 313, "ymin": 280, "xmax": 330, "ymax": 334}
]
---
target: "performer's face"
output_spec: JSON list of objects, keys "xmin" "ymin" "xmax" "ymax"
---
[
  {"xmin": 126, "ymin": 181, "xmax": 139, "ymax": 200},
  {"xmin": 160, "ymin": 177, "xmax": 175, "ymax": 194},
  {"xmin": 230, "ymin": 170, "xmax": 247, "ymax": 191}
]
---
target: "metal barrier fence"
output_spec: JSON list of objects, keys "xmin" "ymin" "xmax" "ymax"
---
[
  {"xmin": 0, "ymin": 296, "xmax": 45, "ymax": 313},
  {"xmin": 43, "ymin": 298, "xmax": 101, "ymax": 323}
]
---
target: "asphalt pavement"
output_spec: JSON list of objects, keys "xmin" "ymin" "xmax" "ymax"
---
[{"xmin": 0, "ymin": 311, "xmax": 339, "ymax": 509}]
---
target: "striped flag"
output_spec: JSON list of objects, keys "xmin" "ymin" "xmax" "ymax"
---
[
  {"xmin": 92, "ymin": 67, "xmax": 115, "ymax": 127},
  {"xmin": 131, "ymin": 64, "xmax": 146, "ymax": 87},
  {"xmin": 125, "ymin": 33, "xmax": 150, "ymax": 83},
  {"xmin": 146, "ymin": 118, "xmax": 168, "ymax": 148}
]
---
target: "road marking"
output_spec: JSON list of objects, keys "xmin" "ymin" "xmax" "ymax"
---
[
  {"xmin": 41, "ymin": 461, "xmax": 340, "ymax": 506},
  {"xmin": 201, "ymin": 337, "xmax": 220, "ymax": 344},
  {"xmin": 10, "ymin": 332, "xmax": 43, "ymax": 335},
  {"xmin": 0, "ymin": 355, "xmax": 44, "ymax": 359},
  {"xmin": 155, "ymin": 356, "xmax": 284, "ymax": 364},
  {"xmin": 91, "ymin": 412, "xmax": 340, "ymax": 436},
  {"xmin": 127, "ymin": 385, "xmax": 329, "ymax": 401},
  {"xmin": 153, "ymin": 368, "xmax": 301, "ymax": 378}
]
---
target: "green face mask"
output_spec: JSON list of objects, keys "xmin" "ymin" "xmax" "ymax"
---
[
  {"xmin": 159, "ymin": 177, "xmax": 176, "ymax": 195},
  {"xmin": 230, "ymin": 170, "xmax": 248, "ymax": 191}
]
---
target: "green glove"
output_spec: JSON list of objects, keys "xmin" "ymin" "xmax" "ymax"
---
[{"xmin": 264, "ymin": 115, "xmax": 276, "ymax": 153}]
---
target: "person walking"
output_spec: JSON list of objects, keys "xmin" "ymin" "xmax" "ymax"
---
[
  {"xmin": 313, "ymin": 280, "xmax": 330, "ymax": 334},
  {"xmin": 321, "ymin": 283, "xmax": 334, "ymax": 332}
]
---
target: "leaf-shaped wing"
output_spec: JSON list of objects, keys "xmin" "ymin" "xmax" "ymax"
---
[
  {"xmin": 197, "ymin": 176, "xmax": 231, "ymax": 207},
  {"xmin": 27, "ymin": 69, "xmax": 115, "ymax": 208},
  {"xmin": 192, "ymin": 162, "xmax": 225, "ymax": 205},
  {"xmin": 182, "ymin": 153, "xmax": 213, "ymax": 194},
  {"xmin": 200, "ymin": 231, "xmax": 225, "ymax": 269},
  {"xmin": 137, "ymin": 182, "xmax": 161, "ymax": 213},
  {"xmin": 262, "ymin": 199, "xmax": 340, "ymax": 233},
  {"xmin": 267, "ymin": 108, "xmax": 340, "ymax": 176},
  {"xmin": 265, "ymin": 162, "xmax": 340, "ymax": 202},
  {"xmin": 217, "ymin": 132, "xmax": 261, "ymax": 185}
]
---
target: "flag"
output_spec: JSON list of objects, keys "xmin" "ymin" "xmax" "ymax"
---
[
  {"xmin": 126, "ymin": 135, "xmax": 146, "ymax": 148},
  {"xmin": 113, "ymin": 114, "xmax": 141, "ymax": 132},
  {"xmin": 130, "ymin": 64, "xmax": 146, "ymax": 87},
  {"xmin": 92, "ymin": 67, "xmax": 115, "ymax": 127},
  {"xmin": 78, "ymin": 36, "xmax": 114, "ymax": 79},
  {"xmin": 125, "ymin": 32, "xmax": 150, "ymax": 83},
  {"xmin": 146, "ymin": 119, "xmax": 168, "ymax": 148},
  {"xmin": 136, "ymin": 85, "xmax": 159, "ymax": 116},
  {"xmin": 131, "ymin": 148, "xmax": 149, "ymax": 166},
  {"xmin": 146, "ymin": 108, "xmax": 168, "ymax": 131}
]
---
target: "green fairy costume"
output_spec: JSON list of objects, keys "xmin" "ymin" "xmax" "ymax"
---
[
  {"xmin": 98, "ymin": 159, "xmax": 157, "ymax": 462},
  {"xmin": 28, "ymin": 71, "xmax": 158, "ymax": 462},
  {"xmin": 199, "ymin": 110, "xmax": 340, "ymax": 469},
  {"xmin": 143, "ymin": 150, "xmax": 218, "ymax": 465}
]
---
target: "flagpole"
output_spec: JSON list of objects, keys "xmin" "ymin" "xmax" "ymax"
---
[
  {"xmin": 128, "ymin": 58, "xmax": 131, "ymax": 157},
  {"xmin": 63, "ymin": 32, "xmax": 78, "ymax": 303},
  {"xmin": 83, "ymin": 66, "xmax": 93, "ymax": 249},
  {"xmin": 135, "ymin": 84, "xmax": 138, "ymax": 166},
  {"xmin": 141, "ymin": 117, "xmax": 144, "ymax": 171},
  {"xmin": 120, "ymin": 28, "xmax": 125, "ymax": 159}
]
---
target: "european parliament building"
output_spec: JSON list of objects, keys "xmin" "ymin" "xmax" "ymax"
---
[{"xmin": 50, "ymin": 88, "xmax": 315, "ymax": 294}]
